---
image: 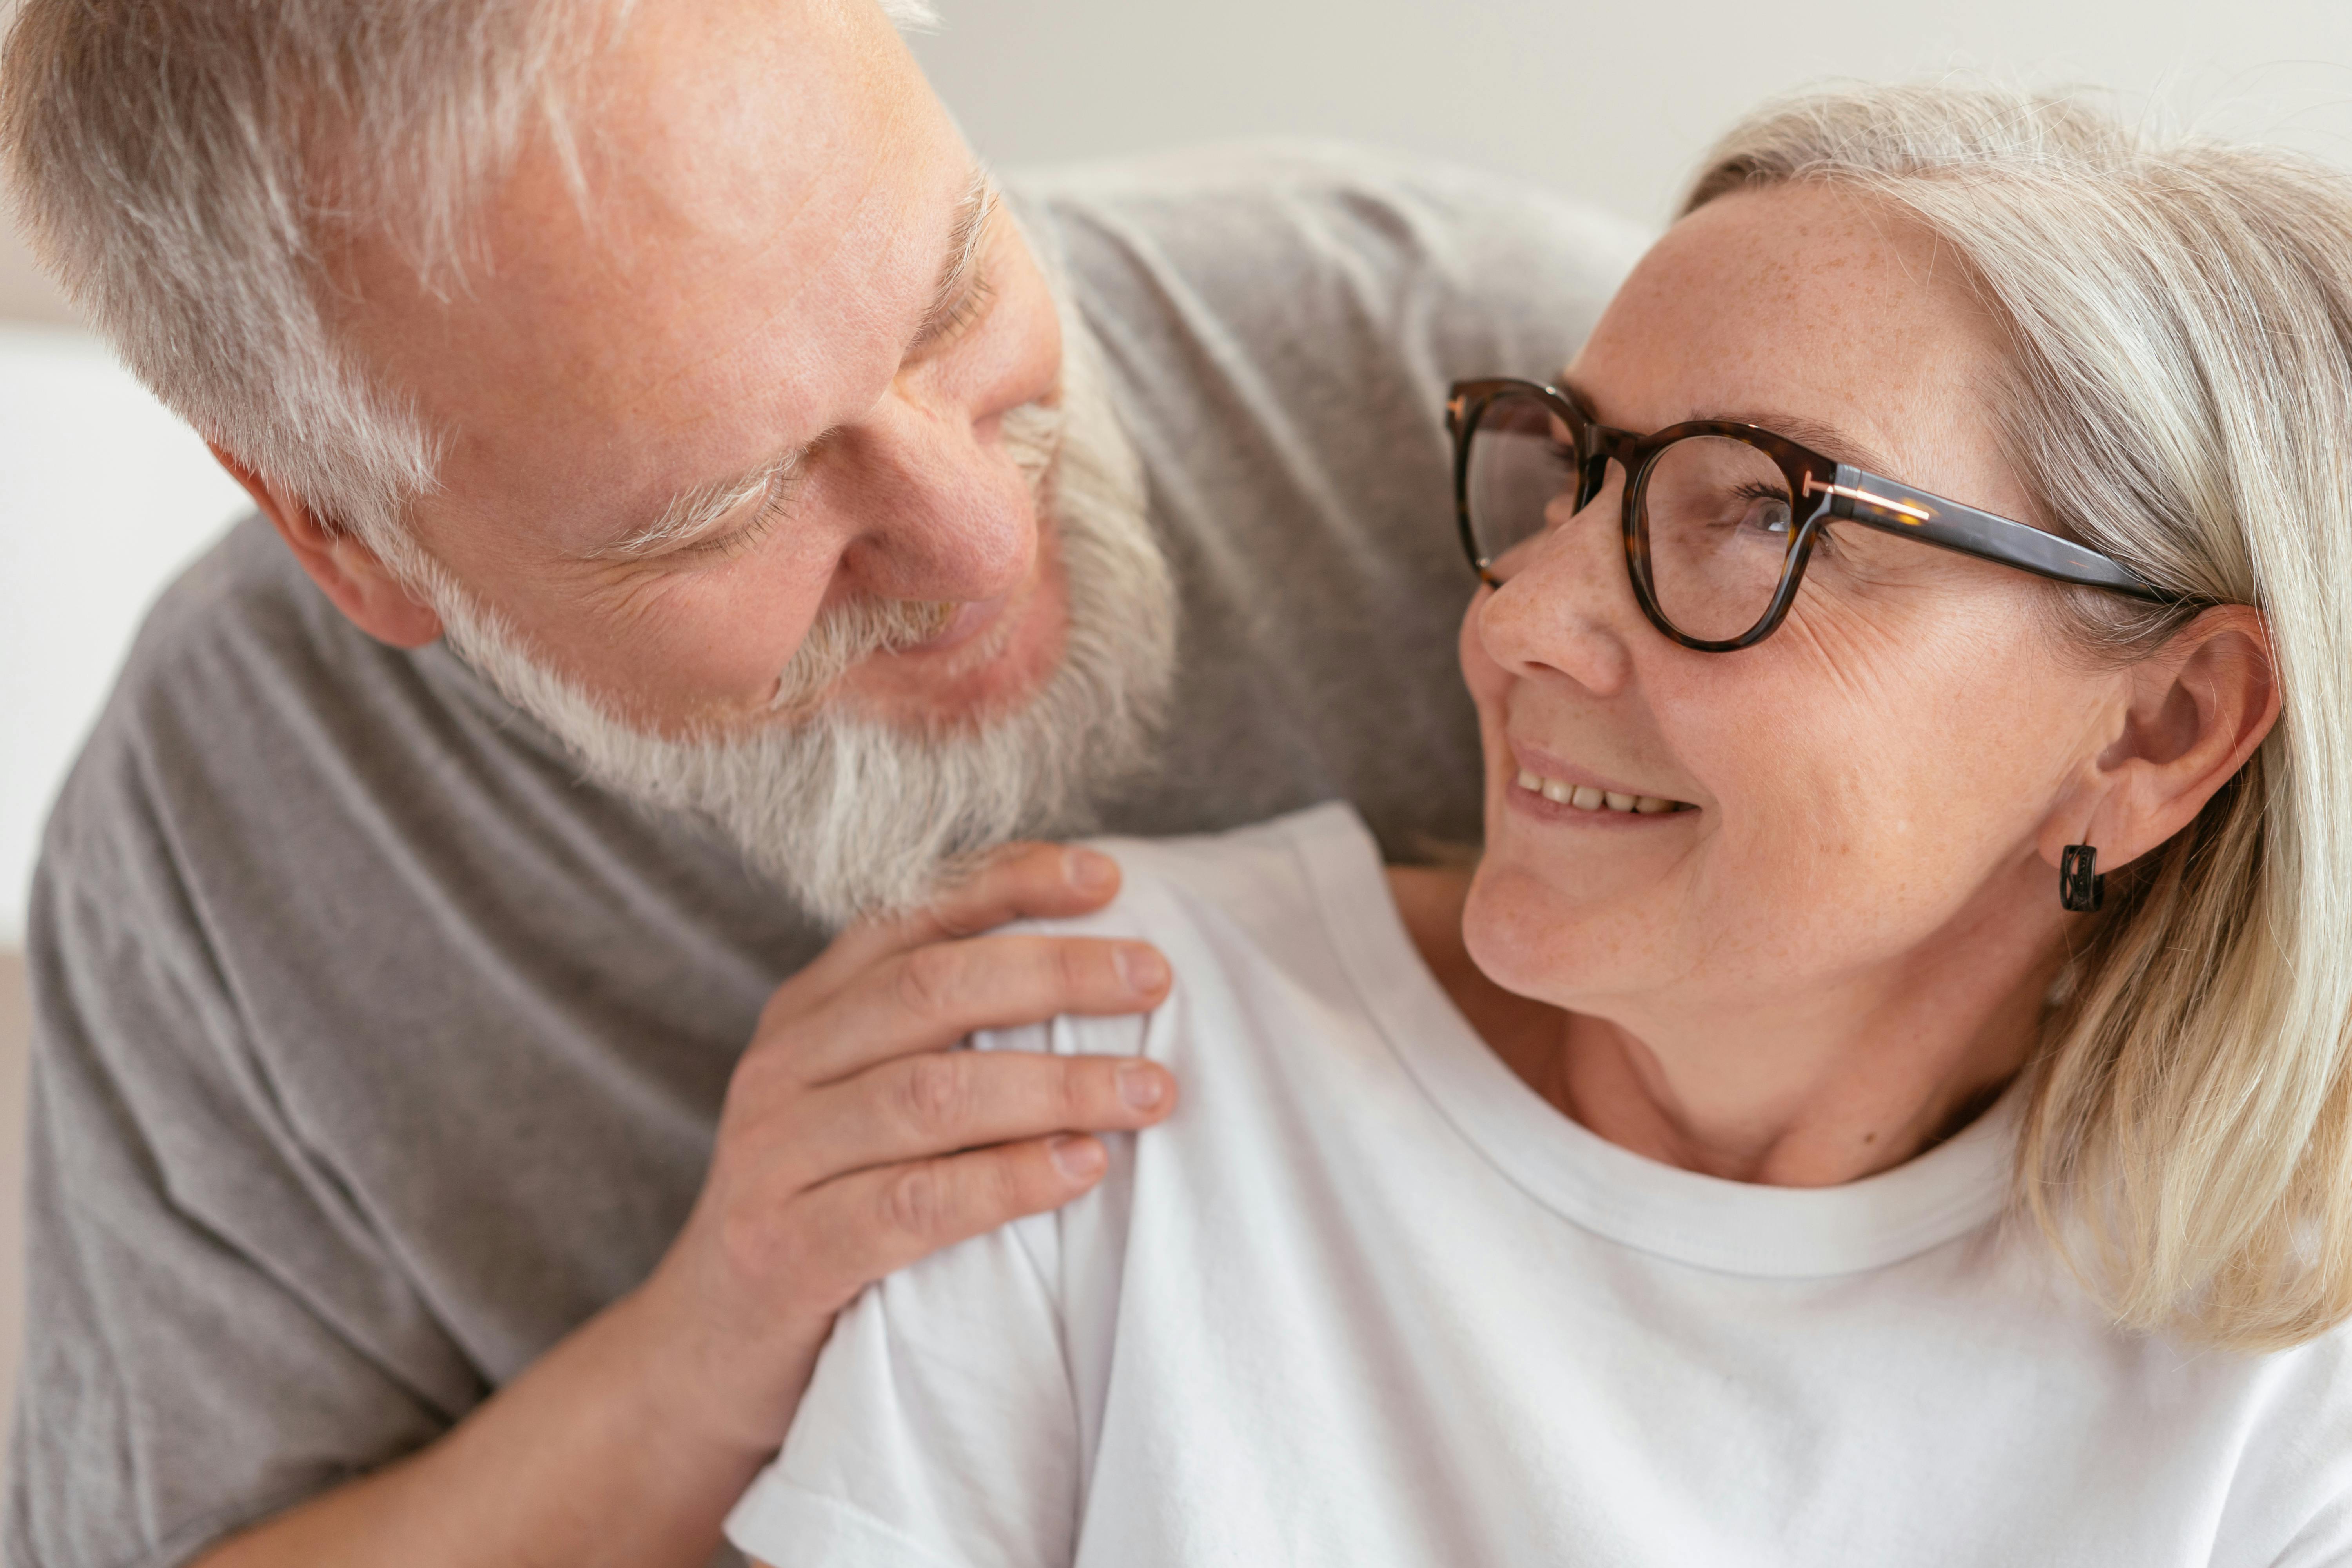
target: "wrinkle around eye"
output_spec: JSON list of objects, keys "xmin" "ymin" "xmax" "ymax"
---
[
  {"xmin": 565, "ymin": 552, "xmax": 697, "ymax": 640},
  {"xmin": 565, "ymin": 505, "xmax": 789, "ymax": 634},
  {"xmin": 1767, "ymin": 585, "xmax": 1915, "ymax": 707}
]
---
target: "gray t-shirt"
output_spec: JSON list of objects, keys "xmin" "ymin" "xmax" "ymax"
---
[{"xmin": 5, "ymin": 144, "xmax": 1642, "ymax": 1568}]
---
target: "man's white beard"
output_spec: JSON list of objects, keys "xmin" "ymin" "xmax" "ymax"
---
[{"xmin": 411, "ymin": 314, "xmax": 1179, "ymax": 929}]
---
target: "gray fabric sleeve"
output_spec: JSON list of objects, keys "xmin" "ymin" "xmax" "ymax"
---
[
  {"xmin": 4, "ymin": 850, "xmax": 475, "ymax": 1568},
  {"xmin": 1026, "ymin": 142, "xmax": 1645, "ymax": 408}
]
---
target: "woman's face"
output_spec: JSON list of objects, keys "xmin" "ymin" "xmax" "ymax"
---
[{"xmin": 1461, "ymin": 183, "xmax": 2123, "ymax": 1024}]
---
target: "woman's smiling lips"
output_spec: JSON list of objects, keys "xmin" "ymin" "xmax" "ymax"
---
[{"xmin": 1505, "ymin": 740, "xmax": 1695, "ymax": 823}]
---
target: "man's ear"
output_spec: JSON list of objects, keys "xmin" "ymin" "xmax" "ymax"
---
[
  {"xmin": 2039, "ymin": 604, "xmax": 2278, "ymax": 878},
  {"xmin": 209, "ymin": 443, "xmax": 444, "ymax": 650}
]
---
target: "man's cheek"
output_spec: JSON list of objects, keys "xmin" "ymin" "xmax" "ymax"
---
[{"xmin": 561, "ymin": 580, "xmax": 822, "ymax": 718}]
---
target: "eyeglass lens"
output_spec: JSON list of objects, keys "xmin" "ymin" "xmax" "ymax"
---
[{"xmin": 1465, "ymin": 387, "xmax": 1803, "ymax": 644}]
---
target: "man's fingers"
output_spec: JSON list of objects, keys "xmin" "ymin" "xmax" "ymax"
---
[
  {"xmin": 781, "ymin": 1049, "xmax": 1175, "ymax": 1184},
  {"xmin": 792, "ymin": 843, "xmax": 1124, "ymax": 991},
  {"xmin": 793, "ymin": 1136, "xmax": 1112, "ymax": 1306},
  {"xmin": 913, "ymin": 843, "xmax": 1126, "ymax": 943},
  {"xmin": 793, "ymin": 932, "xmax": 1171, "ymax": 1082}
]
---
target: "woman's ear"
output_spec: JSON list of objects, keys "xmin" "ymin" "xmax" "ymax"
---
[
  {"xmin": 2039, "ymin": 604, "xmax": 2278, "ymax": 877},
  {"xmin": 210, "ymin": 443, "xmax": 445, "ymax": 650}
]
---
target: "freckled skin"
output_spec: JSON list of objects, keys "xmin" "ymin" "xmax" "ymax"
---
[
  {"xmin": 326, "ymin": 0, "xmax": 1069, "ymax": 737},
  {"xmin": 1436, "ymin": 184, "xmax": 2274, "ymax": 1186}
]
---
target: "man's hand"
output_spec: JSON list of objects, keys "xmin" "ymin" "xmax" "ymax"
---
[
  {"xmin": 639, "ymin": 839, "xmax": 1179, "ymax": 1456},
  {"xmin": 194, "ymin": 843, "xmax": 1174, "ymax": 1568}
]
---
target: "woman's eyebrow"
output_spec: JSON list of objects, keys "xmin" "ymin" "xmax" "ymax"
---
[
  {"xmin": 1556, "ymin": 374, "xmax": 1901, "ymax": 475},
  {"xmin": 1554, "ymin": 373, "xmax": 1904, "ymax": 476},
  {"xmin": 1700, "ymin": 408, "xmax": 1900, "ymax": 476}
]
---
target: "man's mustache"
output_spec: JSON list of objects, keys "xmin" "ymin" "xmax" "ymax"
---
[{"xmin": 767, "ymin": 596, "xmax": 960, "ymax": 716}]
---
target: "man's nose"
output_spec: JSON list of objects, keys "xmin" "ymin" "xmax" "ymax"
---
[{"xmin": 827, "ymin": 390, "xmax": 1039, "ymax": 603}]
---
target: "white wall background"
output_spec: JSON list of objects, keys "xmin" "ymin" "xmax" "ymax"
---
[
  {"xmin": 911, "ymin": 0, "xmax": 2352, "ymax": 229},
  {"xmin": 0, "ymin": 332, "xmax": 247, "ymax": 947}
]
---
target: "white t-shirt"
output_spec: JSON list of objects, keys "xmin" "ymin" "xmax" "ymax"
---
[{"xmin": 726, "ymin": 803, "xmax": 2352, "ymax": 1568}]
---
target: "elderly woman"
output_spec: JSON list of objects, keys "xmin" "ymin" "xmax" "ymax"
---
[{"xmin": 726, "ymin": 84, "xmax": 2352, "ymax": 1565}]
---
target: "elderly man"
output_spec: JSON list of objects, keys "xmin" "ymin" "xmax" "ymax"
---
[{"xmin": 0, "ymin": 0, "xmax": 1634, "ymax": 1564}]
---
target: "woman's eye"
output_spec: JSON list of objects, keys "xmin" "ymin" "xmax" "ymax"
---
[{"xmin": 1737, "ymin": 486, "xmax": 1793, "ymax": 536}]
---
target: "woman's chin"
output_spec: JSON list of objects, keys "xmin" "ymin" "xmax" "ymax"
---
[{"xmin": 1461, "ymin": 863, "xmax": 1617, "ymax": 1007}]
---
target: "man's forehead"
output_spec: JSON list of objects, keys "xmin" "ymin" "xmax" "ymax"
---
[{"xmin": 345, "ymin": 0, "xmax": 980, "ymax": 548}]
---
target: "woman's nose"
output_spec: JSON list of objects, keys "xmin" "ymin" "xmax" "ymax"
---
[
  {"xmin": 1474, "ymin": 477, "xmax": 1640, "ymax": 694},
  {"xmin": 827, "ymin": 391, "xmax": 1040, "ymax": 604}
]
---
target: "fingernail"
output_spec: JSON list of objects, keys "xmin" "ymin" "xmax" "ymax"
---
[
  {"xmin": 1049, "ymin": 1134, "xmax": 1105, "ymax": 1181},
  {"xmin": 1065, "ymin": 848, "xmax": 1117, "ymax": 893},
  {"xmin": 1116, "ymin": 944, "xmax": 1170, "ymax": 993},
  {"xmin": 1117, "ymin": 1061, "xmax": 1165, "ymax": 1110}
]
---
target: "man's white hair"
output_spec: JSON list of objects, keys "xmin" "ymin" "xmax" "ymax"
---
[{"xmin": 0, "ymin": 0, "xmax": 938, "ymax": 557}]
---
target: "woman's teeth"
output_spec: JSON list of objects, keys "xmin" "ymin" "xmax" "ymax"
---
[{"xmin": 1515, "ymin": 768, "xmax": 1685, "ymax": 815}]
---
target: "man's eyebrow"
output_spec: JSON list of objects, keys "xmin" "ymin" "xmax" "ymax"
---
[
  {"xmin": 588, "ymin": 446, "xmax": 804, "ymax": 561},
  {"xmin": 588, "ymin": 171, "xmax": 998, "ymax": 563},
  {"xmin": 909, "ymin": 169, "xmax": 998, "ymax": 353}
]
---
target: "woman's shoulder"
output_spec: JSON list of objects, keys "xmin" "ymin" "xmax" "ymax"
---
[
  {"xmin": 1095, "ymin": 797, "xmax": 1373, "ymax": 925},
  {"xmin": 1007, "ymin": 799, "xmax": 1373, "ymax": 947},
  {"xmin": 980, "ymin": 800, "xmax": 1390, "ymax": 1060},
  {"xmin": 2199, "ymin": 1321, "xmax": 2352, "ymax": 1559}
]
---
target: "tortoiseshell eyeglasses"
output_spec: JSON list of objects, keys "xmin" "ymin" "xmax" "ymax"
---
[{"xmin": 1447, "ymin": 377, "xmax": 2180, "ymax": 652}]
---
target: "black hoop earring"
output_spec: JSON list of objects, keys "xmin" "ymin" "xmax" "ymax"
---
[{"xmin": 2060, "ymin": 844, "xmax": 2104, "ymax": 913}]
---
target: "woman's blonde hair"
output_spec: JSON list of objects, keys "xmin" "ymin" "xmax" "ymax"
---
[{"xmin": 1688, "ymin": 83, "xmax": 2352, "ymax": 1351}]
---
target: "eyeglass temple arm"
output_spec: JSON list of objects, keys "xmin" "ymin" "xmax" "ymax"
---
[{"xmin": 1807, "ymin": 465, "xmax": 2176, "ymax": 603}]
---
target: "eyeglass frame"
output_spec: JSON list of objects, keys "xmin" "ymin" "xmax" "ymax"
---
[{"xmin": 1446, "ymin": 377, "xmax": 2182, "ymax": 653}]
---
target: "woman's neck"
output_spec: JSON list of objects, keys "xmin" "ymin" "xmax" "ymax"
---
[{"xmin": 1384, "ymin": 865, "xmax": 2052, "ymax": 1187}]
